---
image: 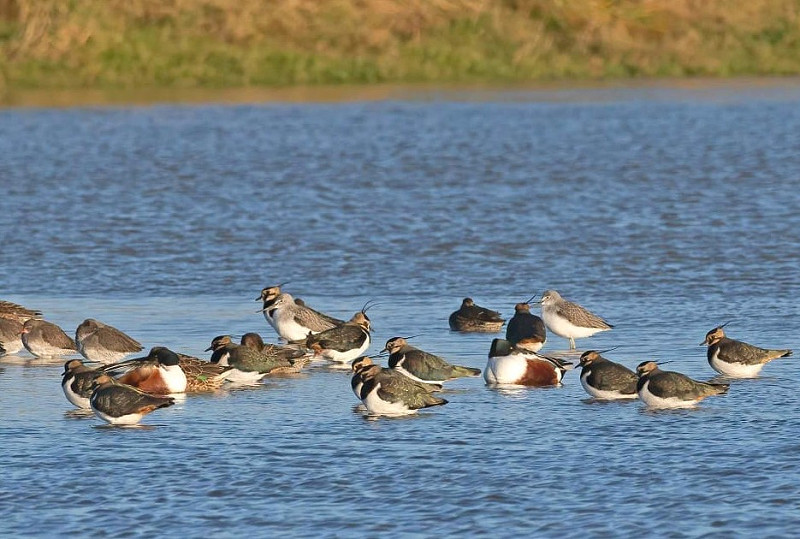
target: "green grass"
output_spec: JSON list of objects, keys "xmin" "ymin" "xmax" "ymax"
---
[{"xmin": 3, "ymin": 0, "xmax": 800, "ymax": 94}]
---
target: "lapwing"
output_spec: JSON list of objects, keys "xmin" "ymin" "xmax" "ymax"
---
[
  {"xmin": 62, "ymin": 359, "xmax": 104, "ymax": 409},
  {"xmin": 384, "ymin": 337, "xmax": 480, "ymax": 385},
  {"xmin": 89, "ymin": 374, "xmax": 175, "ymax": 425},
  {"xmin": 701, "ymin": 325, "xmax": 792, "ymax": 378},
  {"xmin": 636, "ymin": 361, "xmax": 729, "ymax": 409},
  {"xmin": 576, "ymin": 350, "xmax": 638, "ymax": 400},
  {"xmin": 358, "ymin": 363, "xmax": 448, "ymax": 416}
]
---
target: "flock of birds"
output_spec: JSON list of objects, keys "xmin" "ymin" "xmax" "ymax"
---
[{"xmin": 0, "ymin": 285, "xmax": 793, "ymax": 424}]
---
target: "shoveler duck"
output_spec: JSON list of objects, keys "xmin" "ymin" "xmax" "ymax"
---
[
  {"xmin": 89, "ymin": 374, "xmax": 175, "ymax": 425},
  {"xmin": 269, "ymin": 293, "xmax": 342, "ymax": 341},
  {"xmin": 484, "ymin": 338, "xmax": 572, "ymax": 387},
  {"xmin": 103, "ymin": 347, "xmax": 188, "ymax": 394},
  {"xmin": 505, "ymin": 297, "xmax": 547, "ymax": 352},
  {"xmin": 384, "ymin": 336, "xmax": 480, "ymax": 385},
  {"xmin": 636, "ymin": 361, "xmax": 729, "ymax": 409},
  {"xmin": 20, "ymin": 319, "xmax": 78, "ymax": 359},
  {"xmin": 305, "ymin": 309, "xmax": 372, "ymax": 364},
  {"xmin": 576, "ymin": 350, "xmax": 638, "ymax": 400},
  {"xmin": 75, "ymin": 318, "xmax": 144, "ymax": 364},
  {"xmin": 449, "ymin": 298, "xmax": 504, "ymax": 332},
  {"xmin": 357, "ymin": 363, "xmax": 448, "ymax": 416},
  {"xmin": 537, "ymin": 290, "xmax": 613, "ymax": 349},
  {"xmin": 701, "ymin": 324, "xmax": 792, "ymax": 378},
  {"xmin": 62, "ymin": 359, "xmax": 105, "ymax": 409}
]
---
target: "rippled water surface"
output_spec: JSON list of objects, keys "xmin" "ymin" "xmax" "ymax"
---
[{"xmin": 2, "ymin": 84, "xmax": 800, "ymax": 537}]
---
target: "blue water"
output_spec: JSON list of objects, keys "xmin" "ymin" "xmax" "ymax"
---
[{"xmin": 1, "ymin": 84, "xmax": 800, "ymax": 537}]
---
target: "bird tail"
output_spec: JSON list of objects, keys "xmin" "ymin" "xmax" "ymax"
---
[
  {"xmin": 452, "ymin": 365, "xmax": 481, "ymax": 378},
  {"xmin": 423, "ymin": 395, "xmax": 448, "ymax": 408},
  {"xmin": 707, "ymin": 382, "xmax": 730, "ymax": 395}
]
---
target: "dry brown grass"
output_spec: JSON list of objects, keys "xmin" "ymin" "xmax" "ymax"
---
[{"xmin": 2, "ymin": 0, "xmax": 800, "ymax": 89}]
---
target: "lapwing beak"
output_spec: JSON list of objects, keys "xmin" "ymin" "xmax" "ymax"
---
[
  {"xmin": 255, "ymin": 296, "xmax": 262, "ymax": 301},
  {"xmin": 524, "ymin": 294, "xmax": 537, "ymax": 304},
  {"xmin": 698, "ymin": 340, "xmax": 707, "ymax": 346},
  {"xmin": 204, "ymin": 345, "xmax": 214, "ymax": 351}
]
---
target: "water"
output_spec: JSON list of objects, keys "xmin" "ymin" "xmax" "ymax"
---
[{"xmin": 1, "ymin": 84, "xmax": 800, "ymax": 537}]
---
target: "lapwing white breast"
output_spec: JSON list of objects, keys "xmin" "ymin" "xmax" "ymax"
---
[
  {"xmin": 576, "ymin": 350, "xmax": 638, "ymax": 400},
  {"xmin": 89, "ymin": 374, "xmax": 175, "ymax": 425},
  {"xmin": 701, "ymin": 325, "xmax": 792, "ymax": 378},
  {"xmin": 384, "ymin": 336, "xmax": 481, "ymax": 385},
  {"xmin": 635, "ymin": 361, "xmax": 729, "ymax": 409}
]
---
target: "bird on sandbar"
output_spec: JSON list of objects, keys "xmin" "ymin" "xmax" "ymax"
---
[
  {"xmin": 537, "ymin": 290, "xmax": 613, "ymax": 350},
  {"xmin": 20, "ymin": 319, "xmax": 78, "ymax": 359},
  {"xmin": 75, "ymin": 318, "xmax": 144, "ymax": 364}
]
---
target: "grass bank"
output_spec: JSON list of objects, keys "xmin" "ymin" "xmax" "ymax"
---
[{"xmin": 2, "ymin": 0, "xmax": 800, "ymax": 93}]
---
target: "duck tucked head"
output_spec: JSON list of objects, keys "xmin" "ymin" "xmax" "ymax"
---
[
  {"xmin": 636, "ymin": 361, "xmax": 659, "ymax": 377},
  {"xmin": 241, "ymin": 332, "xmax": 266, "ymax": 350},
  {"xmin": 488, "ymin": 338, "xmax": 512, "ymax": 358},
  {"xmin": 514, "ymin": 303, "xmax": 531, "ymax": 314},
  {"xmin": 148, "ymin": 347, "xmax": 180, "ymax": 366}
]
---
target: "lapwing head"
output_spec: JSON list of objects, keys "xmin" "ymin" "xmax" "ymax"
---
[
  {"xmin": 579, "ymin": 350, "xmax": 603, "ymax": 367},
  {"xmin": 256, "ymin": 283, "xmax": 287, "ymax": 302},
  {"xmin": 636, "ymin": 361, "xmax": 659, "ymax": 377},
  {"xmin": 351, "ymin": 356, "xmax": 373, "ymax": 373},
  {"xmin": 462, "ymin": 298, "xmax": 474, "ymax": 307},
  {"xmin": 488, "ymin": 338, "xmax": 511, "ymax": 358},
  {"xmin": 89, "ymin": 374, "xmax": 114, "ymax": 391},
  {"xmin": 205, "ymin": 335, "xmax": 232, "ymax": 352},
  {"xmin": 63, "ymin": 359, "xmax": 84, "ymax": 374},
  {"xmin": 382, "ymin": 337, "xmax": 407, "ymax": 354},
  {"xmin": 241, "ymin": 332, "xmax": 265, "ymax": 350},
  {"xmin": 350, "ymin": 312, "xmax": 371, "ymax": 331},
  {"xmin": 537, "ymin": 290, "xmax": 561, "ymax": 306},
  {"xmin": 148, "ymin": 347, "xmax": 180, "ymax": 367},
  {"xmin": 701, "ymin": 324, "xmax": 728, "ymax": 346}
]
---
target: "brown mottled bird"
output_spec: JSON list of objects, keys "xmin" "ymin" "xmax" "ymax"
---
[
  {"xmin": 20, "ymin": 319, "xmax": 78, "ymax": 359},
  {"xmin": 75, "ymin": 318, "xmax": 143, "ymax": 364},
  {"xmin": 449, "ymin": 297, "xmax": 504, "ymax": 332}
]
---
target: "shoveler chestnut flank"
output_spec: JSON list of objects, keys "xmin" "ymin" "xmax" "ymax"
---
[
  {"xmin": 103, "ymin": 347, "xmax": 188, "ymax": 394},
  {"xmin": 484, "ymin": 338, "xmax": 572, "ymax": 387}
]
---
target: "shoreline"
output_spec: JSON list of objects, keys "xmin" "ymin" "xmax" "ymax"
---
[{"xmin": 4, "ymin": 76, "xmax": 800, "ymax": 110}]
